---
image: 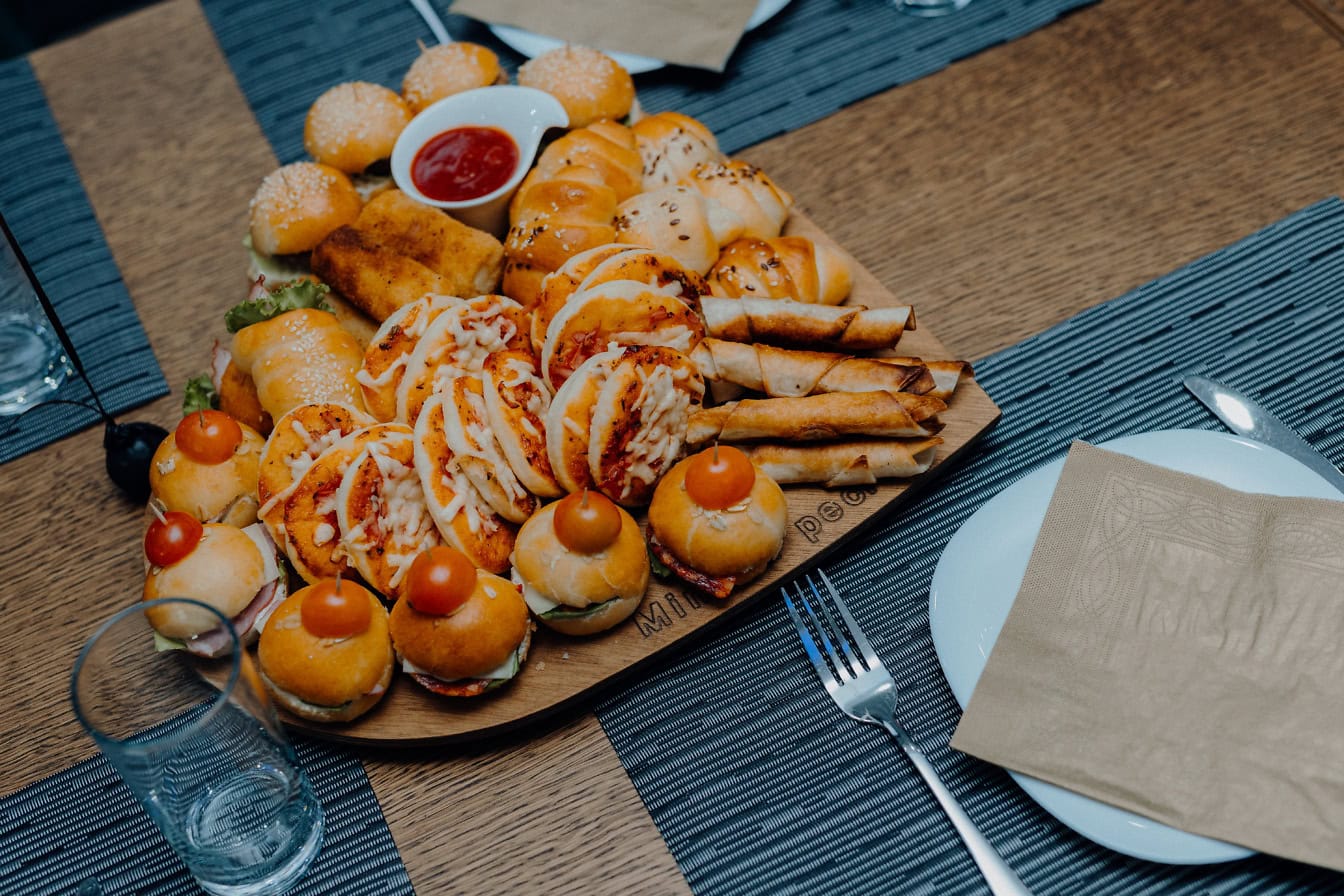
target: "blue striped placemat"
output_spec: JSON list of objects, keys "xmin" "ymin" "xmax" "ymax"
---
[
  {"xmin": 0, "ymin": 735, "xmax": 412, "ymax": 896},
  {"xmin": 0, "ymin": 57, "xmax": 167, "ymax": 466},
  {"xmin": 595, "ymin": 197, "xmax": 1344, "ymax": 894},
  {"xmin": 202, "ymin": 0, "xmax": 1094, "ymax": 159}
]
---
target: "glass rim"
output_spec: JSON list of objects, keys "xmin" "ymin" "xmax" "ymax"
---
[{"xmin": 69, "ymin": 597, "xmax": 242, "ymax": 748}]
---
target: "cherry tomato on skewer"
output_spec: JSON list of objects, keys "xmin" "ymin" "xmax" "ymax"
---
[
  {"xmin": 175, "ymin": 409, "xmax": 243, "ymax": 465},
  {"xmin": 684, "ymin": 444, "xmax": 756, "ymax": 510},
  {"xmin": 405, "ymin": 546, "xmax": 478, "ymax": 616},
  {"xmin": 552, "ymin": 489, "xmax": 622, "ymax": 554},
  {"xmin": 143, "ymin": 511, "xmax": 204, "ymax": 567},
  {"xmin": 300, "ymin": 577, "xmax": 374, "ymax": 639}
]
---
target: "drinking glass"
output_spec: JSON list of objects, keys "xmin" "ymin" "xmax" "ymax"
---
[
  {"xmin": 71, "ymin": 599, "xmax": 324, "ymax": 896},
  {"xmin": 0, "ymin": 213, "xmax": 69, "ymax": 415},
  {"xmin": 893, "ymin": 0, "xmax": 973, "ymax": 16}
]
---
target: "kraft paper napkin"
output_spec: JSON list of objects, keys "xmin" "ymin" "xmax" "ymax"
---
[
  {"xmin": 951, "ymin": 441, "xmax": 1344, "ymax": 872},
  {"xmin": 451, "ymin": 0, "xmax": 761, "ymax": 72}
]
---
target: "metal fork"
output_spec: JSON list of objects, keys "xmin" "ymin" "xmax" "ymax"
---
[{"xmin": 784, "ymin": 571, "xmax": 1032, "ymax": 896}]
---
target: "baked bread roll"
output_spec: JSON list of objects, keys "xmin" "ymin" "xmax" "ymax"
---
[
  {"xmin": 149, "ymin": 419, "xmax": 265, "ymax": 526},
  {"xmin": 647, "ymin": 448, "xmax": 787, "ymax": 599},
  {"xmin": 614, "ymin": 186, "xmax": 743, "ymax": 274},
  {"xmin": 412, "ymin": 394, "xmax": 517, "ymax": 573},
  {"xmin": 336, "ymin": 428, "xmax": 443, "ymax": 598},
  {"xmin": 249, "ymin": 162, "xmax": 363, "ymax": 256},
  {"xmin": 504, "ymin": 165, "xmax": 619, "ymax": 307},
  {"xmin": 633, "ymin": 111, "xmax": 723, "ymax": 190},
  {"xmin": 708, "ymin": 236, "xmax": 852, "ymax": 306},
  {"xmin": 700, "ymin": 297, "xmax": 914, "ymax": 351},
  {"xmin": 231, "ymin": 308, "xmax": 367, "ymax": 421},
  {"xmin": 311, "ymin": 227, "xmax": 449, "ymax": 324},
  {"xmin": 258, "ymin": 581, "xmax": 394, "ymax": 723},
  {"xmin": 686, "ymin": 391, "xmax": 946, "ymax": 445},
  {"xmin": 355, "ymin": 295, "xmax": 458, "ymax": 421},
  {"xmin": 216, "ymin": 358, "xmax": 273, "ymax": 435},
  {"xmin": 741, "ymin": 437, "xmax": 943, "ymax": 487},
  {"xmin": 690, "ymin": 339, "xmax": 936, "ymax": 397},
  {"xmin": 540, "ymin": 279, "xmax": 704, "ymax": 389},
  {"xmin": 513, "ymin": 496, "xmax": 649, "ymax": 636},
  {"xmin": 304, "ymin": 82, "xmax": 412, "ymax": 174},
  {"xmin": 682, "ymin": 161, "xmax": 792, "ymax": 240},
  {"xmin": 527, "ymin": 120, "xmax": 643, "ymax": 203},
  {"xmin": 517, "ymin": 46, "xmax": 635, "ymax": 129},
  {"xmin": 402, "ymin": 42, "xmax": 503, "ymax": 113}
]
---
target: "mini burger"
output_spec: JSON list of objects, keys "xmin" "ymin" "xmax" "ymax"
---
[
  {"xmin": 389, "ymin": 546, "xmax": 532, "ymax": 697},
  {"xmin": 513, "ymin": 490, "xmax": 648, "ymax": 635},
  {"xmin": 149, "ymin": 409, "xmax": 265, "ymax": 527},
  {"xmin": 647, "ymin": 444, "xmax": 788, "ymax": 599},
  {"xmin": 142, "ymin": 520, "xmax": 288, "ymax": 657},
  {"xmin": 258, "ymin": 578, "xmax": 394, "ymax": 723}
]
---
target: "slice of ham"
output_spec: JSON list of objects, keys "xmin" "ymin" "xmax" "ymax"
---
[
  {"xmin": 184, "ymin": 577, "xmax": 288, "ymax": 658},
  {"xmin": 411, "ymin": 674, "xmax": 493, "ymax": 698},
  {"xmin": 210, "ymin": 342, "xmax": 232, "ymax": 392},
  {"xmin": 649, "ymin": 535, "xmax": 735, "ymax": 600}
]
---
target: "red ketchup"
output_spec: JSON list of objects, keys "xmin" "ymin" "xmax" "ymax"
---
[{"xmin": 411, "ymin": 126, "xmax": 519, "ymax": 202}]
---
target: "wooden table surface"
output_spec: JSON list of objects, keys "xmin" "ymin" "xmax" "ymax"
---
[{"xmin": 5, "ymin": 0, "xmax": 1344, "ymax": 892}]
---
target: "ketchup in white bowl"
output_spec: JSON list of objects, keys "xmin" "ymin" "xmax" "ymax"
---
[
  {"xmin": 391, "ymin": 86, "xmax": 568, "ymax": 235},
  {"xmin": 411, "ymin": 126, "xmax": 520, "ymax": 203}
]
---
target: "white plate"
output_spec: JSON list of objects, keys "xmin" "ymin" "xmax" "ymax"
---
[
  {"xmin": 491, "ymin": 0, "xmax": 792, "ymax": 75},
  {"xmin": 929, "ymin": 428, "xmax": 1343, "ymax": 865}
]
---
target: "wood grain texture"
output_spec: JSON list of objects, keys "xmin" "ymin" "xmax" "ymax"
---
[{"xmin": 8, "ymin": 0, "xmax": 1344, "ymax": 893}]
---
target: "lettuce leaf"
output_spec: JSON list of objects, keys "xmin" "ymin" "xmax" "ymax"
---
[
  {"xmin": 243, "ymin": 233, "xmax": 311, "ymax": 283},
  {"xmin": 153, "ymin": 631, "xmax": 186, "ymax": 652},
  {"xmin": 224, "ymin": 280, "xmax": 332, "ymax": 334},
  {"xmin": 181, "ymin": 373, "xmax": 219, "ymax": 415}
]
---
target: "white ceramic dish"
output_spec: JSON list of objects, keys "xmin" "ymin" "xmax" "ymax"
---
[
  {"xmin": 490, "ymin": 0, "xmax": 793, "ymax": 75},
  {"xmin": 390, "ymin": 85, "xmax": 568, "ymax": 235},
  {"xmin": 929, "ymin": 428, "xmax": 1343, "ymax": 865}
]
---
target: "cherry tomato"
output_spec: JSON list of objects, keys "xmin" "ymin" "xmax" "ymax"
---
[
  {"xmin": 405, "ymin": 546, "xmax": 478, "ymax": 616},
  {"xmin": 175, "ymin": 409, "xmax": 243, "ymax": 465},
  {"xmin": 143, "ymin": 511, "xmax": 203, "ymax": 567},
  {"xmin": 552, "ymin": 490, "xmax": 623, "ymax": 554},
  {"xmin": 300, "ymin": 578, "xmax": 373, "ymax": 639},
  {"xmin": 684, "ymin": 444, "xmax": 756, "ymax": 510}
]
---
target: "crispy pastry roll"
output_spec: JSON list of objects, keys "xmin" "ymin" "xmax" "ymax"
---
[
  {"xmin": 686, "ymin": 391, "xmax": 945, "ymax": 445},
  {"xmin": 690, "ymin": 339, "xmax": 936, "ymax": 397},
  {"xmin": 699, "ymin": 297, "xmax": 914, "ymax": 352},
  {"xmin": 741, "ymin": 437, "xmax": 943, "ymax": 487}
]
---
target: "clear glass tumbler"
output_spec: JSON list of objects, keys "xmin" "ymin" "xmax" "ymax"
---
[
  {"xmin": 0, "ymin": 214, "xmax": 69, "ymax": 416},
  {"xmin": 71, "ymin": 599, "xmax": 324, "ymax": 896},
  {"xmin": 893, "ymin": 0, "xmax": 974, "ymax": 16}
]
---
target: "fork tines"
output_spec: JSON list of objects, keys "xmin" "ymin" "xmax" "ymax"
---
[{"xmin": 783, "ymin": 570, "xmax": 878, "ymax": 686}]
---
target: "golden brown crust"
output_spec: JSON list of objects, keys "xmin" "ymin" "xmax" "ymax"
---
[
  {"xmin": 217, "ymin": 360, "xmax": 273, "ymax": 436},
  {"xmin": 258, "ymin": 587, "xmax": 394, "ymax": 709},
  {"xmin": 740, "ymin": 437, "xmax": 943, "ymax": 487},
  {"xmin": 698, "ymin": 297, "xmax": 915, "ymax": 352},
  {"xmin": 402, "ymin": 42, "xmax": 503, "ymax": 113},
  {"xmin": 686, "ymin": 391, "xmax": 946, "ymax": 445},
  {"xmin": 647, "ymin": 457, "xmax": 787, "ymax": 582},
  {"xmin": 613, "ymin": 186, "xmax": 742, "ymax": 275},
  {"xmin": 531, "ymin": 121, "xmax": 643, "ymax": 203},
  {"xmin": 149, "ymin": 424, "xmax": 265, "ymax": 525},
  {"xmin": 230, "ymin": 309, "xmax": 368, "ymax": 421},
  {"xmin": 388, "ymin": 572, "xmax": 530, "ymax": 680},
  {"xmin": 259, "ymin": 402, "xmax": 374, "ymax": 507},
  {"xmin": 514, "ymin": 502, "xmax": 649, "ymax": 610},
  {"xmin": 504, "ymin": 169, "xmax": 619, "ymax": 306},
  {"xmin": 632, "ymin": 112, "xmax": 722, "ymax": 190},
  {"xmin": 708, "ymin": 236, "xmax": 851, "ymax": 306},
  {"xmin": 516, "ymin": 46, "xmax": 634, "ymax": 129},
  {"xmin": 529, "ymin": 243, "xmax": 630, "ymax": 349},
  {"xmin": 142, "ymin": 524, "xmax": 268, "ymax": 637},
  {"xmin": 352, "ymin": 189, "xmax": 504, "ymax": 297},
  {"xmin": 304, "ymin": 81, "xmax": 412, "ymax": 174},
  {"xmin": 311, "ymin": 226, "xmax": 450, "ymax": 323},
  {"xmin": 682, "ymin": 160, "xmax": 793, "ymax": 241},
  {"xmin": 689, "ymin": 339, "xmax": 935, "ymax": 398},
  {"xmin": 248, "ymin": 162, "xmax": 363, "ymax": 256}
]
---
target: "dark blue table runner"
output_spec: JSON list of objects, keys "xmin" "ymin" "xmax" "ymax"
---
[
  {"xmin": 0, "ymin": 58, "xmax": 167, "ymax": 465},
  {"xmin": 596, "ymin": 198, "xmax": 1344, "ymax": 894}
]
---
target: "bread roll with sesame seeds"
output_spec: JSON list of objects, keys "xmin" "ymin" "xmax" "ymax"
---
[
  {"xmin": 402, "ymin": 42, "xmax": 504, "ymax": 113},
  {"xmin": 249, "ymin": 162, "xmax": 363, "ymax": 257},
  {"xmin": 613, "ymin": 186, "xmax": 743, "ymax": 275},
  {"xmin": 528, "ymin": 120, "xmax": 643, "ymax": 203},
  {"xmin": 707, "ymin": 236, "xmax": 853, "ymax": 306},
  {"xmin": 632, "ymin": 111, "xmax": 723, "ymax": 191},
  {"xmin": 503, "ymin": 165, "xmax": 619, "ymax": 307},
  {"xmin": 516, "ymin": 46, "xmax": 634, "ymax": 130},
  {"xmin": 304, "ymin": 82, "xmax": 412, "ymax": 174},
  {"xmin": 681, "ymin": 160, "xmax": 793, "ymax": 241}
]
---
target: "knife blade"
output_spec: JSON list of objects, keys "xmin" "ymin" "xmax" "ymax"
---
[{"xmin": 1183, "ymin": 375, "xmax": 1344, "ymax": 496}]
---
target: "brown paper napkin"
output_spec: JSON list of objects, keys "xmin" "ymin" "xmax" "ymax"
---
[
  {"xmin": 950, "ymin": 441, "xmax": 1344, "ymax": 872},
  {"xmin": 452, "ymin": 0, "xmax": 761, "ymax": 72}
]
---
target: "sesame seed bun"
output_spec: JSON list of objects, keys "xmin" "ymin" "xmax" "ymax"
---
[
  {"xmin": 142, "ymin": 524, "xmax": 270, "ymax": 639},
  {"xmin": 389, "ymin": 571, "xmax": 530, "ymax": 684},
  {"xmin": 513, "ymin": 501, "xmax": 649, "ymax": 636},
  {"xmin": 647, "ymin": 456, "xmax": 787, "ymax": 584},
  {"xmin": 257, "ymin": 584, "xmax": 394, "ymax": 723},
  {"xmin": 248, "ymin": 162, "xmax": 363, "ymax": 256},
  {"xmin": 304, "ymin": 82, "xmax": 412, "ymax": 174},
  {"xmin": 517, "ymin": 46, "xmax": 634, "ymax": 129},
  {"xmin": 149, "ymin": 421, "xmax": 265, "ymax": 526},
  {"xmin": 402, "ymin": 42, "xmax": 504, "ymax": 113}
]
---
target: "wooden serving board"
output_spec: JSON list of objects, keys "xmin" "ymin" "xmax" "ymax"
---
[{"xmin": 270, "ymin": 210, "xmax": 999, "ymax": 746}]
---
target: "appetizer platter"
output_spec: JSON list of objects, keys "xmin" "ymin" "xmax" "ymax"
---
[{"xmin": 136, "ymin": 41, "xmax": 1000, "ymax": 745}]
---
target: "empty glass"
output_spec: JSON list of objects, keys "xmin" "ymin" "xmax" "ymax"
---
[
  {"xmin": 71, "ymin": 599, "xmax": 323, "ymax": 896},
  {"xmin": 0, "ymin": 213, "xmax": 69, "ymax": 416}
]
